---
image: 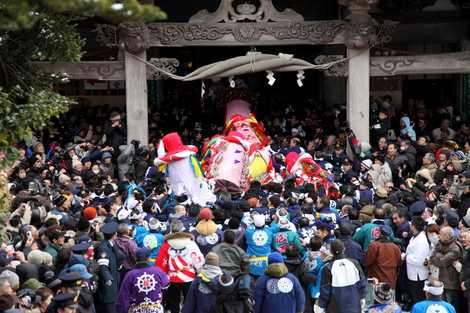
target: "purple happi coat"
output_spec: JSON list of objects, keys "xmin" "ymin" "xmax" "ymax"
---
[{"xmin": 116, "ymin": 264, "xmax": 170, "ymax": 313}]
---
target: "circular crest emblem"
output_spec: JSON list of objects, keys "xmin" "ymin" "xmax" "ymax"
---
[
  {"xmin": 278, "ymin": 277, "xmax": 293, "ymax": 293},
  {"xmin": 266, "ymin": 278, "xmax": 279, "ymax": 294},
  {"xmin": 425, "ymin": 304, "xmax": 449, "ymax": 313},
  {"xmin": 135, "ymin": 272, "xmax": 157, "ymax": 295},
  {"xmin": 252, "ymin": 230, "xmax": 269, "ymax": 246},
  {"xmin": 371, "ymin": 226, "xmax": 381, "ymax": 239},
  {"xmin": 205, "ymin": 233, "xmax": 219, "ymax": 245},
  {"xmin": 143, "ymin": 235, "xmax": 158, "ymax": 250}
]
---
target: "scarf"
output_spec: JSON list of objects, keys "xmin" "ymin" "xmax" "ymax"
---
[{"xmin": 198, "ymin": 264, "xmax": 223, "ymax": 282}]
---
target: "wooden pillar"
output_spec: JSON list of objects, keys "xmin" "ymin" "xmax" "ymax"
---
[
  {"xmin": 339, "ymin": 0, "xmax": 376, "ymax": 144},
  {"xmin": 347, "ymin": 48, "xmax": 370, "ymax": 143},
  {"xmin": 124, "ymin": 50, "xmax": 148, "ymax": 145}
]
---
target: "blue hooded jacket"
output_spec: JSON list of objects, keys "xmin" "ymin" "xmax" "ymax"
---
[
  {"xmin": 318, "ymin": 257, "xmax": 366, "ymax": 313},
  {"xmin": 400, "ymin": 116, "xmax": 416, "ymax": 141},
  {"xmin": 254, "ymin": 262, "xmax": 305, "ymax": 313}
]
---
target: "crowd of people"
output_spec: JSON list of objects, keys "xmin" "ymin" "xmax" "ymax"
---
[{"xmin": 0, "ymin": 91, "xmax": 469, "ymax": 313}]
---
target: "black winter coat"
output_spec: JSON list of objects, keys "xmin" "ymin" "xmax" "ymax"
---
[
  {"xmin": 460, "ymin": 248, "xmax": 470, "ymax": 298},
  {"xmin": 95, "ymin": 240, "xmax": 123, "ymax": 304}
]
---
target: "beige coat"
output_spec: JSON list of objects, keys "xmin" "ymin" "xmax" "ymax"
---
[{"xmin": 367, "ymin": 163, "xmax": 393, "ymax": 189}]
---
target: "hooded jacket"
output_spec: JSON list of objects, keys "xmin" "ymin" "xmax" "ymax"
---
[
  {"xmin": 155, "ymin": 232, "xmax": 204, "ymax": 283},
  {"xmin": 400, "ymin": 116, "xmax": 416, "ymax": 142},
  {"xmin": 181, "ymin": 265, "xmax": 223, "ymax": 313},
  {"xmin": 254, "ymin": 262, "xmax": 305, "ymax": 313},
  {"xmin": 114, "ymin": 234, "xmax": 138, "ymax": 270},
  {"xmin": 211, "ymin": 242, "xmax": 248, "ymax": 277},
  {"xmin": 318, "ymin": 256, "xmax": 366, "ymax": 313}
]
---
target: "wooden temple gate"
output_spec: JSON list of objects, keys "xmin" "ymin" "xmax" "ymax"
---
[{"xmin": 35, "ymin": 0, "xmax": 470, "ymax": 145}]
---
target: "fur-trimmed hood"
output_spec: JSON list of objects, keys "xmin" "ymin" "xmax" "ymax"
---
[
  {"xmin": 164, "ymin": 231, "xmax": 193, "ymax": 241},
  {"xmin": 266, "ymin": 263, "xmax": 288, "ymax": 278},
  {"xmin": 165, "ymin": 232, "xmax": 194, "ymax": 250}
]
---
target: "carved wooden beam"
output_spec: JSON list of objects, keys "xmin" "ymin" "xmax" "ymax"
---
[
  {"xmin": 147, "ymin": 21, "xmax": 347, "ymax": 46},
  {"xmin": 371, "ymin": 52, "xmax": 470, "ymax": 76},
  {"xmin": 95, "ymin": 21, "xmax": 347, "ymax": 47},
  {"xmin": 316, "ymin": 51, "xmax": 470, "ymax": 77},
  {"xmin": 33, "ymin": 59, "xmax": 179, "ymax": 80}
]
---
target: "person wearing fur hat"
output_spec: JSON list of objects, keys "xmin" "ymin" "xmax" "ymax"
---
[
  {"xmin": 155, "ymin": 231, "xmax": 204, "ymax": 313},
  {"xmin": 191, "ymin": 208, "xmax": 223, "ymax": 256},
  {"xmin": 254, "ymin": 252, "xmax": 305, "ymax": 313},
  {"xmin": 116, "ymin": 247, "xmax": 169, "ymax": 313},
  {"xmin": 181, "ymin": 252, "xmax": 223, "ymax": 313}
]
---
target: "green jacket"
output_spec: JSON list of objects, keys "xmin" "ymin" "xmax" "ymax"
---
[
  {"xmin": 272, "ymin": 230, "xmax": 305, "ymax": 255},
  {"xmin": 45, "ymin": 243, "xmax": 60, "ymax": 263},
  {"xmin": 352, "ymin": 221, "xmax": 397, "ymax": 252}
]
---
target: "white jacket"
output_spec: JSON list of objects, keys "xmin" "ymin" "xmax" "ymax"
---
[{"xmin": 406, "ymin": 231, "xmax": 430, "ymax": 281}]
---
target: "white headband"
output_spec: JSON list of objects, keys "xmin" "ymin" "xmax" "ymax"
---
[{"xmin": 423, "ymin": 281, "xmax": 444, "ymax": 296}]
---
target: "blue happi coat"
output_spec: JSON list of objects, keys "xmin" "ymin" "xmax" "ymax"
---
[{"xmin": 245, "ymin": 224, "xmax": 278, "ymax": 276}]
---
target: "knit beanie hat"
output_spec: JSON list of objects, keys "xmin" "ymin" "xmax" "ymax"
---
[
  {"xmin": 23, "ymin": 278, "xmax": 44, "ymax": 292},
  {"xmin": 361, "ymin": 159, "xmax": 373, "ymax": 170},
  {"xmin": 205, "ymin": 252, "xmax": 219, "ymax": 267},
  {"xmin": 199, "ymin": 207, "xmax": 214, "ymax": 220},
  {"xmin": 83, "ymin": 207, "xmax": 97, "ymax": 221},
  {"xmin": 268, "ymin": 252, "xmax": 284, "ymax": 265},
  {"xmin": 374, "ymin": 283, "xmax": 392, "ymax": 304}
]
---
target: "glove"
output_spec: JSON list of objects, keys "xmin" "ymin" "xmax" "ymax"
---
[
  {"xmin": 105, "ymin": 280, "xmax": 112, "ymax": 287},
  {"xmin": 361, "ymin": 299, "xmax": 366, "ymax": 311},
  {"xmin": 98, "ymin": 258, "xmax": 109, "ymax": 267}
]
